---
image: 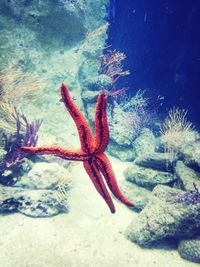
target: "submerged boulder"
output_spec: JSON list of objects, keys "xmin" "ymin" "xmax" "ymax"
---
[
  {"xmin": 175, "ymin": 161, "xmax": 200, "ymax": 192},
  {"xmin": 120, "ymin": 180, "xmax": 152, "ymax": 211},
  {"xmin": 132, "ymin": 128, "xmax": 156, "ymax": 158},
  {"xmin": 124, "ymin": 164, "xmax": 176, "ymax": 190},
  {"xmin": 126, "ymin": 185, "xmax": 200, "ymax": 247},
  {"xmin": 82, "ymin": 75, "xmax": 112, "ymax": 92},
  {"xmin": 107, "ymin": 128, "xmax": 156, "ymax": 162},
  {"xmin": 0, "ymin": 185, "xmax": 68, "ymax": 217},
  {"xmin": 180, "ymin": 140, "xmax": 200, "ymax": 171},
  {"xmin": 107, "ymin": 141, "xmax": 135, "ymax": 161},
  {"xmin": 135, "ymin": 152, "xmax": 176, "ymax": 172},
  {"xmin": 178, "ymin": 238, "xmax": 200, "ymax": 263},
  {"xmin": 0, "ymin": 0, "xmax": 87, "ymax": 49},
  {"xmin": 15, "ymin": 162, "xmax": 69, "ymax": 190}
]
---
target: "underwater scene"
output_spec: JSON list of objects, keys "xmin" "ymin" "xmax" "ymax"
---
[{"xmin": 0, "ymin": 0, "xmax": 200, "ymax": 266}]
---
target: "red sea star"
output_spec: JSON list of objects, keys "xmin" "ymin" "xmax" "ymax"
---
[{"xmin": 21, "ymin": 83, "xmax": 134, "ymax": 213}]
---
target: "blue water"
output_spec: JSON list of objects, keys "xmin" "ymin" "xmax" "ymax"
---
[{"xmin": 107, "ymin": 0, "xmax": 200, "ymax": 128}]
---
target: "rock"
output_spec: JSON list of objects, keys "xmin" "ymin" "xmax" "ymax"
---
[
  {"xmin": 107, "ymin": 141, "xmax": 135, "ymax": 162},
  {"xmin": 0, "ymin": 147, "xmax": 5, "ymax": 162},
  {"xmin": 180, "ymin": 140, "xmax": 200, "ymax": 171},
  {"xmin": 82, "ymin": 90, "xmax": 99, "ymax": 103},
  {"xmin": 17, "ymin": 190, "xmax": 68, "ymax": 218},
  {"xmin": 133, "ymin": 128, "xmax": 156, "ymax": 158},
  {"xmin": 120, "ymin": 180, "xmax": 152, "ymax": 211},
  {"xmin": 15, "ymin": 162, "xmax": 68, "ymax": 190},
  {"xmin": 0, "ymin": 0, "xmax": 86, "ymax": 49},
  {"xmin": 124, "ymin": 164, "xmax": 176, "ymax": 190},
  {"xmin": 82, "ymin": 75, "xmax": 112, "ymax": 91},
  {"xmin": 175, "ymin": 161, "xmax": 200, "ymax": 192},
  {"xmin": 178, "ymin": 238, "xmax": 200, "ymax": 263},
  {"xmin": 78, "ymin": 57, "xmax": 100, "ymax": 84},
  {"xmin": 85, "ymin": 102, "xmax": 96, "ymax": 124},
  {"xmin": 126, "ymin": 185, "xmax": 200, "ymax": 247},
  {"xmin": 135, "ymin": 152, "xmax": 175, "ymax": 172},
  {"xmin": 0, "ymin": 185, "xmax": 68, "ymax": 217},
  {"xmin": 20, "ymin": 158, "xmax": 34, "ymax": 173}
]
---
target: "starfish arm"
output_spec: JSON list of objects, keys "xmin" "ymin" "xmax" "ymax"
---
[
  {"xmin": 21, "ymin": 146, "xmax": 88, "ymax": 161},
  {"xmin": 83, "ymin": 160, "xmax": 115, "ymax": 213},
  {"xmin": 60, "ymin": 83, "xmax": 93, "ymax": 154},
  {"xmin": 94, "ymin": 92, "xmax": 109, "ymax": 153},
  {"xmin": 96, "ymin": 153, "xmax": 134, "ymax": 207}
]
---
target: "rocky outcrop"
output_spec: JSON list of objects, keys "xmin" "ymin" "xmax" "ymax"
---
[
  {"xmin": 126, "ymin": 185, "xmax": 200, "ymax": 247},
  {"xmin": 180, "ymin": 140, "xmax": 200, "ymax": 171},
  {"xmin": 135, "ymin": 152, "xmax": 175, "ymax": 172},
  {"xmin": 15, "ymin": 162, "xmax": 69, "ymax": 190},
  {"xmin": 120, "ymin": 180, "xmax": 152, "ymax": 211},
  {"xmin": 178, "ymin": 238, "xmax": 200, "ymax": 263},
  {"xmin": 175, "ymin": 161, "xmax": 200, "ymax": 192},
  {"xmin": 132, "ymin": 128, "xmax": 156, "ymax": 157},
  {"xmin": 124, "ymin": 164, "xmax": 176, "ymax": 190},
  {"xmin": 107, "ymin": 141, "xmax": 136, "ymax": 161},
  {"xmin": 108, "ymin": 128, "xmax": 156, "ymax": 162},
  {"xmin": 0, "ymin": 185, "xmax": 68, "ymax": 217}
]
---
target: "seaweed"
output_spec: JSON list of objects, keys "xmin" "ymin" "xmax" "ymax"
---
[
  {"xmin": 0, "ymin": 108, "xmax": 42, "ymax": 185},
  {"xmin": 172, "ymin": 183, "xmax": 200, "ymax": 205},
  {"xmin": 99, "ymin": 50, "xmax": 130, "ymax": 116}
]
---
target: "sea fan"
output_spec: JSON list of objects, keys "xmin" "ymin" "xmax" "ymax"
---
[
  {"xmin": 171, "ymin": 184, "xmax": 200, "ymax": 205},
  {"xmin": 99, "ymin": 50, "xmax": 130, "ymax": 85},
  {"xmin": 0, "ymin": 108, "xmax": 42, "ymax": 185},
  {"xmin": 160, "ymin": 107, "xmax": 193, "ymax": 154}
]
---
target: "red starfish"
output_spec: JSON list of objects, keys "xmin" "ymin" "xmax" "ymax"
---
[{"xmin": 21, "ymin": 84, "xmax": 134, "ymax": 213}]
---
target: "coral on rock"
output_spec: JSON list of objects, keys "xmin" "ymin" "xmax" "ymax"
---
[{"xmin": 0, "ymin": 108, "xmax": 42, "ymax": 185}]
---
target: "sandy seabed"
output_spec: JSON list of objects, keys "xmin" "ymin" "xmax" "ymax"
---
[{"xmin": 0, "ymin": 157, "xmax": 199, "ymax": 267}]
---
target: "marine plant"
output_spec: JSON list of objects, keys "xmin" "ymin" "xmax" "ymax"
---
[
  {"xmin": 99, "ymin": 50, "xmax": 130, "ymax": 115},
  {"xmin": 110, "ymin": 90, "xmax": 155, "ymax": 141},
  {"xmin": 160, "ymin": 107, "xmax": 193, "ymax": 155},
  {"xmin": 0, "ymin": 108, "xmax": 42, "ymax": 186},
  {"xmin": 99, "ymin": 50, "xmax": 130, "ymax": 86},
  {"xmin": 171, "ymin": 184, "xmax": 200, "ymax": 205},
  {"xmin": 0, "ymin": 67, "xmax": 45, "ymax": 102},
  {"xmin": 55, "ymin": 175, "xmax": 72, "ymax": 207},
  {"xmin": 86, "ymin": 22, "xmax": 109, "ymax": 40},
  {"xmin": 0, "ymin": 66, "xmax": 45, "ymax": 134},
  {"xmin": 0, "ymin": 99, "xmax": 17, "ymax": 133}
]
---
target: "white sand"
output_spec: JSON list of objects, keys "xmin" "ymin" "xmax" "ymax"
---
[{"xmin": 0, "ymin": 157, "xmax": 199, "ymax": 267}]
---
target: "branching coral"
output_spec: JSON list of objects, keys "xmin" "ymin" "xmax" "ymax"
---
[
  {"xmin": 0, "ymin": 67, "xmax": 45, "ymax": 102},
  {"xmin": 160, "ymin": 107, "xmax": 193, "ymax": 154},
  {"xmin": 0, "ymin": 99, "xmax": 16, "ymax": 132},
  {"xmin": 110, "ymin": 90, "xmax": 156, "ymax": 141},
  {"xmin": 99, "ymin": 50, "xmax": 130, "ymax": 85},
  {"xmin": 171, "ymin": 184, "xmax": 200, "ymax": 205},
  {"xmin": 55, "ymin": 175, "xmax": 72, "ymax": 207},
  {"xmin": 0, "ymin": 66, "xmax": 45, "ymax": 134},
  {"xmin": 99, "ymin": 50, "xmax": 130, "ymax": 116},
  {"xmin": 86, "ymin": 22, "xmax": 109, "ymax": 39},
  {"xmin": 0, "ymin": 108, "xmax": 42, "ymax": 185}
]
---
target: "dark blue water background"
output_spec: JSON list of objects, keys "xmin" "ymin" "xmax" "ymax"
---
[{"xmin": 107, "ymin": 0, "xmax": 200, "ymax": 128}]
